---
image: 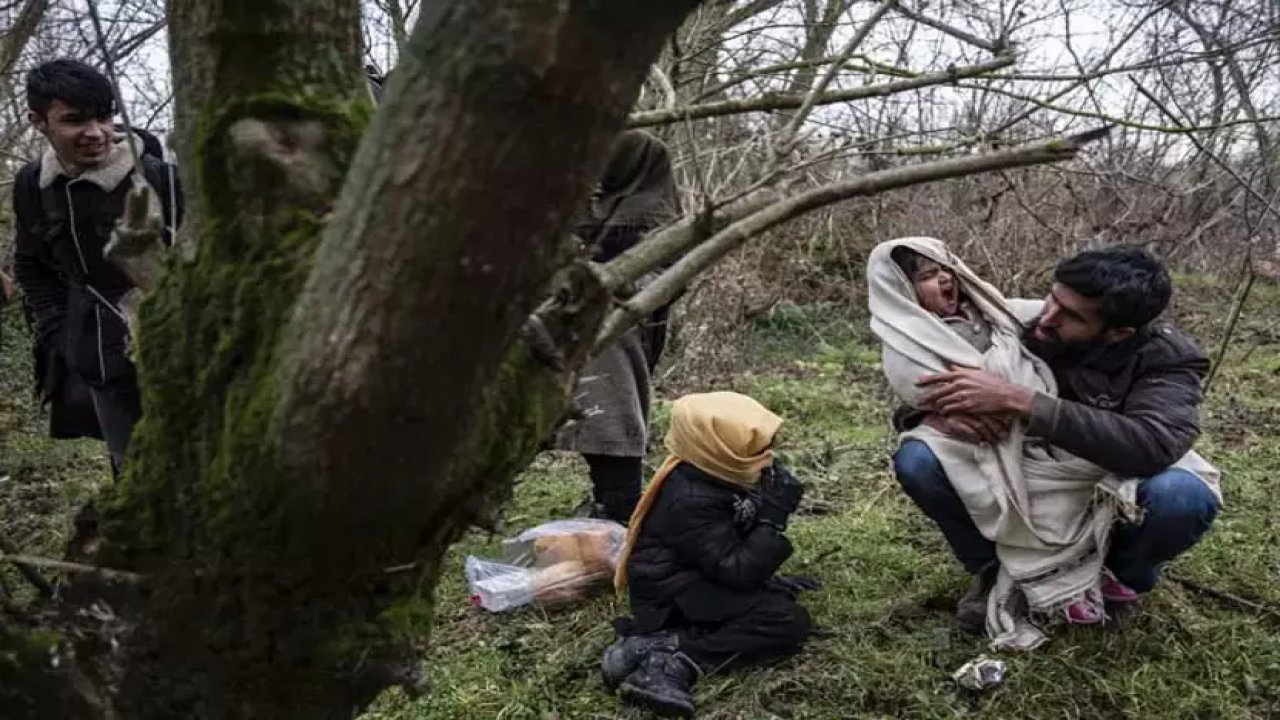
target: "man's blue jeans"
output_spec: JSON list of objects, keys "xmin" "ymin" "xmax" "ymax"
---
[{"xmin": 893, "ymin": 439, "xmax": 1219, "ymax": 592}]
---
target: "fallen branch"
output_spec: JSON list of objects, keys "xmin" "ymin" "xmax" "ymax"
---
[
  {"xmin": 0, "ymin": 537, "xmax": 55, "ymax": 599},
  {"xmin": 0, "ymin": 554, "xmax": 143, "ymax": 584},
  {"xmin": 628, "ymin": 55, "xmax": 1015, "ymax": 128},
  {"xmin": 1167, "ymin": 572, "xmax": 1280, "ymax": 622},
  {"xmin": 595, "ymin": 127, "xmax": 1111, "ymax": 347}
]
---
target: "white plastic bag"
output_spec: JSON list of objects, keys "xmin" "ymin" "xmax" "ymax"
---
[{"xmin": 465, "ymin": 518, "xmax": 627, "ymax": 612}]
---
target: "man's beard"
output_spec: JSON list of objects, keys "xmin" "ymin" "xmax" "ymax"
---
[{"xmin": 1023, "ymin": 321, "xmax": 1106, "ymax": 364}]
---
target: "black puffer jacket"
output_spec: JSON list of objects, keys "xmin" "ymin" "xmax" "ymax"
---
[{"xmin": 626, "ymin": 461, "xmax": 792, "ymax": 631}]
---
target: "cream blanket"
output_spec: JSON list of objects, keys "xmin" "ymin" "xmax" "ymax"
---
[{"xmin": 868, "ymin": 236, "xmax": 1218, "ymax": 650}]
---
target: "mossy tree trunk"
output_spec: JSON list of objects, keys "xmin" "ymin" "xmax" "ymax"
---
[{"xmin": 11, "ymin": 1, "xmax": 703, "ymax": 718}]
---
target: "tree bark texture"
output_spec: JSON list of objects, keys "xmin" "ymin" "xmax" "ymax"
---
[{"xmin": 52, "ymin": 1, "xmax": 702, "ymax": 717}]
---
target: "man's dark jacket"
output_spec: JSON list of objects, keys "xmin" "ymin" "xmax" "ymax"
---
[
  {"xmin": 625, "ymin": 461, "xmax": 793, "ymax": 632},
  {"xmin": 12, "ymin": 140, "xmax": 181, "ymax": 437}
]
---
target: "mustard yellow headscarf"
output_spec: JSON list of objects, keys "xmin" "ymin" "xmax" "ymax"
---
[{"xmin": 614, "ymin": 391, "xmax": 783, "ymax": 590}]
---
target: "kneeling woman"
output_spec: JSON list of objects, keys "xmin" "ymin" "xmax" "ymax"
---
[{"xmin": 604, "ymin": 391, "xmax": 817, "ymax": 718}]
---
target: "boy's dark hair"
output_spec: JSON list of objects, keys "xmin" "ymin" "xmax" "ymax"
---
[
  {"xmin": 1054, "ymin": 245, "xmax": 1171, "ymax": 328},
  {"xmin": 26, "ymin": 59, "xmax": 114, "ymax": 118}
]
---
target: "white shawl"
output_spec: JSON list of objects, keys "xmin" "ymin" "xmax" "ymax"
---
[{"xmin": 868, "ymin": 236, "xmax": 1217, "ymax": 650}]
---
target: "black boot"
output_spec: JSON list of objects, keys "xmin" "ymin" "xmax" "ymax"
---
[
  {"xmin": 601, "ymin": 631, "xmax": 677, "ymax": 689},
  {"xmin": 584, "ymin": 454, "xmax": 642, "ymax": 524},
  {"xmin": 619, "ymin": 650, "xmax": 700, "ymax": 718}
]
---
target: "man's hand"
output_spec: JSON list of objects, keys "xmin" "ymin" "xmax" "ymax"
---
[
  {"xmin": 918, "ymin": 366, "xmax": 1036, "ymax": 418},
  {"xmin": 922, "ymin": 412, "xmax": 1011, "ymax": 444},
  {"xmin": 0, "ymin": 269, "xmax": 13, "ymax": 302}
]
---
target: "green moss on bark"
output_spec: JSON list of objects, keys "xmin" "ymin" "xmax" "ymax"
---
[{"xmin": 103, "ymin": 94, "xmax": 372, "ymax": 563}]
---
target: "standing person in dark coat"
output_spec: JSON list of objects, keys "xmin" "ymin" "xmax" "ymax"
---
[
  {"xmin": 12, "ymin": 59, "xmax": 183, "ymax": 476},
  {"xmin": 556, "ymin": 130, "xmax": 680, "ymax": 524},
  {"xmin": 603, "ymin": 392, "xmax": 817, "ymax": 718}
]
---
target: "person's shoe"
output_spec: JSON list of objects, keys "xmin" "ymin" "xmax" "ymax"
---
[
  {"xmin": 1101, "ymin": 571, "xmax": 1141, "ymax": 603},
  {"xmin": 619, "ymin": 650, "xmax": 700, "ymax": 718},
  {"xmin": 601, "ymin": 631, "xmax": 677, "ymax": 689},
  {"xmin": 0, "ymin": 463, "xmax": 9, "ymax": 483},
  {"xmin": 956, "ymin": 564, "xmax": 998, "ymax": 634},
  {"xmin": 1064, "ymin": 599, "xmax": 1105, "ymax": 625}
]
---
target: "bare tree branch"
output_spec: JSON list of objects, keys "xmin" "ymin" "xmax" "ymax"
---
[
  {"xmin": 628, "ymin": 54, "xmax": 1015, "ymax": 127},
  {"xmin": 777, "ymin": 0, "xmax": 896, "ymax": 151},
  {"xmin": 893, "ymin": 1, "xmax": 1004, "ymax": 53},
  {"xmin": 596, "ymin": 127, "xmax": 1111, "ymax": 347},
  {"xmin": 0, "ymin": 0, "xmax": 48, "ymax": 78}
]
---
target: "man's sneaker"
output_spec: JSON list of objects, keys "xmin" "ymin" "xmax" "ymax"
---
[
  {"xmin": 1101, "ymin": 571, "xmax": 1141, "ymax": 603},
  {"xmin": 619, "ymin": 650, "xmax": 700, "ymax": 718},
  {"xmin": 956, "ymin": 564, "xmax": 998, "ymax": 634},
  {"xmin": 0, "ymin": 464, "xmax": 9, "ymax": 483},
  {"xmin": 601, "ymin": 631, "xmax": 677, "ymax": 689},
  {"xmin": 1064, "ymin": 598, "xmax": 1105, "ymax": 625}
]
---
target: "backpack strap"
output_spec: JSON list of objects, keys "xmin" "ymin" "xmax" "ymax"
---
[{"xmin": 37, "ymin": 166, "xmax": 69, "ymax": 227}]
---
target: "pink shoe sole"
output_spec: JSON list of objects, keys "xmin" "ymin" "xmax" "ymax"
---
[
  {"xmin": 1101, "ymin": 576, "xmax": 1141, "ymax": 603},
  {"xmin": 1064, "ymin": 602, "xmax": 1105, "ymax": 625}
]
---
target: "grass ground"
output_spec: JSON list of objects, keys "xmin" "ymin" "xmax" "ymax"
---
[{"xmin": 2, "ymin": 276, "xmax": 1279, "ymax": 719}]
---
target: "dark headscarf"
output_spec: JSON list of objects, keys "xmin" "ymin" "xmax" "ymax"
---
[{"xmin": 579, "ymin": 130, "xmax": 679, "ymax": 239}]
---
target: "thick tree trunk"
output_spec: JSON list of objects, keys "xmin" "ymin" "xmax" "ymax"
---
[
  {"xmin": 16, "ymin": 1, "xmax": 705, "ymax": 718},
  {"xmin": 1, "ymin": 2, "xmax": 1110, "ymax": 717}
]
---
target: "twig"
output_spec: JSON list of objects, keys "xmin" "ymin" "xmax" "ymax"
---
[
  {"xmin": 600, "ymin": 187, "xmax": 785, "ymax": 292},
  {"xmin": 84, "ymin": 0, "xmax": 143, "ymax": 174},
  {"xmin": 955, "ymin": 80, "xmax": 1280, "ymax": 136},
  {"xmin": 594, "ymin": 126, "xmax": 1111, "ymax": 348},
  {"xmin": 1167, "ymin": 572, "xmax": 1280, "ymax": 622},
  {"xmin": 1131, "ymin": 79, "xmax": 1280, "ymax": 223},
  {"xmin": 0, "ymin": 554, "xmax": 143, "ymax": 583},
  {"xmin": 776, "ymin": 0, "xmax": 897, "ymax": 153},
  {"xmin": 1203, "ymin": 249, "xmax": 1255, "ymax": 395},
  {"xmin": 627, "ymin": 55, "xmax": 1015, "ymax": 128},
  {"xmin": 892, "ymin": 2, "xmax": 1004, "ymax": 53}
]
